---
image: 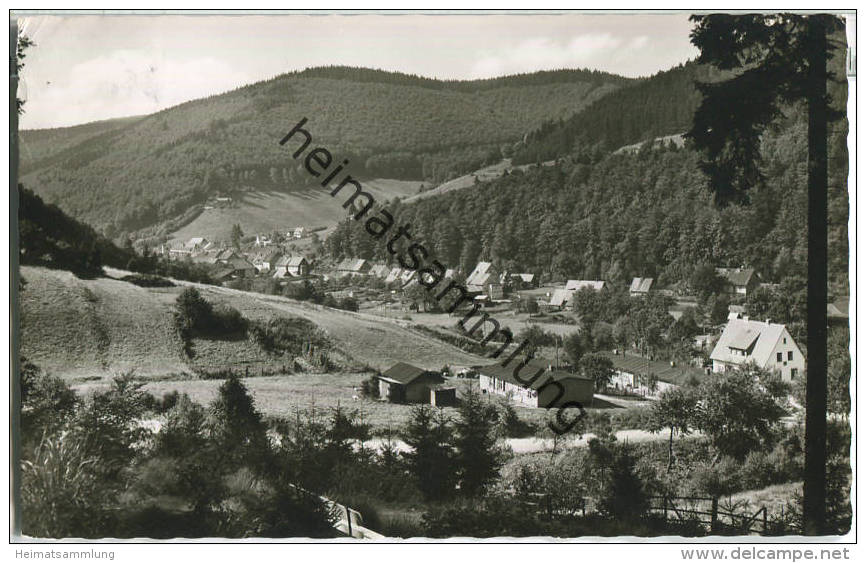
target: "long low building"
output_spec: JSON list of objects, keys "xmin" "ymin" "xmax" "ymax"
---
[
  {"xmin": 600, "ymin": 351, "xmax": 706, "ymax": 397},
  {"xmin": 477, "ymin": 359, "xmax": 594, "ymax": 408}
]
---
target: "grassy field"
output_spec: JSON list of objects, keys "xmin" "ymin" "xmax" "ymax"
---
[
  {"xmin": 167, "ymin": 178, "xmax": 422, "ymax": 245},
  {"xmin": 183, "ymin": 282, "xmax": 491, "ymax": 371},
  {"xmin": 729, "ymin": 482, "xmax": 801, "ymax": 520},
  {"xmin": 20, "ymin": 266, "xmax": 490, "ymax": 381},
  {"xmin": 374, "ymin": 309, "xmax": 582, "ymax": 338},
  {"xmin": 72, "ymin": 372, "xmax": 618, "ymax": 437},
  {"xmin": 73, "ymin": 373, "xmax": 480, "ymax": 434},
  {"xmin": 19, "ymin": 266, "xmax": 188, "ymax": 379},
  {"xmin": 403, "ymin": 158, "xmax": 556, "ymax": 203}
]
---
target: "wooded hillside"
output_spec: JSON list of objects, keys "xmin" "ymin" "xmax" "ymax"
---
[{"xmin": 19, "ymin": 66, "xmax": 630, "ymax": 236}]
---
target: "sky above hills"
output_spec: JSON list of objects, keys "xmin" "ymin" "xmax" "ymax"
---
[{"xmin": 17, "ymin": 13, "xmax": 699, "ymax": 129}]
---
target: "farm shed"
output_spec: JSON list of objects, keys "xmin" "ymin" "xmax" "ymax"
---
[
  {"xmin": 430, "ymin": 386, "xmax": 457, "ymax": 407},
  {"xmin": 377, "ymin": 362, "xmax": 445, "ymax": 404}
]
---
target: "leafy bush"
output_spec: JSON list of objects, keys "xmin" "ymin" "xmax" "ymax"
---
[
  {"xmin": 211, "ymin": 304, "xmax": 248, "ymax": 335},
  {"xmin": 173, "ymin": 288, "xmax": 248, "ymax": 350},
  {"xmin": 359, "ymin": 376, "xmax": 380, "ymax": 399},
  {"xmin": 249, "ymin": 316, "xmax": 327, "ymax": 357}
]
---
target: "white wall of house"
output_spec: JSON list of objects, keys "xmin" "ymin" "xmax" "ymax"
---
[
  {"xmin": 610, "ymin": 369, "xmax": 675, "ymax": 398},
  {"xmin": 763, "ymin": 331, "xmax": 805, "ymax": 382},
  {"xmin": 479, "ymin": 374, "xmax": 539, "ymax": 407}
]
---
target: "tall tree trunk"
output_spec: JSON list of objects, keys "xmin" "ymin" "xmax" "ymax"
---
[
  {"xmin": 668, "ymin": 427, "xmax": 674, "ymax": 471},
  {"xmin": 803, "ymin": 15, "xmax": 829, "ymax": 536}
]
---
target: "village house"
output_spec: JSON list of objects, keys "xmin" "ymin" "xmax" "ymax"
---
[
  {"xmin": 368, "ymin": 264, "xmax": 391, "ymax": 278},
  {"xmin": 196, "ymin": 248, "xmax": 256, "ymax": 279},
  {"xmin": 602, "ymin": 351, "xmax": 705, "ymax": 397},
  {"xmin": 506, "ymin": 273, "xmax": 537, "ymax": 290},
  {"xmin": 477, "ymin": 359, "xmax": 594, "ymax": 408},
  {"xmin": 400, "ymin": 269, "xmax": 416, "ymax": 285},
  {"xmin": 710, "ymin": 318, "xmax": 805, "ymax": 382},
  {"xmin": 272, "ymin": 255, "xmax": 310, "ymax": 278},
  {"xmin": 385, "ymin": 267, "xmax": 403, "ymax": 284},
  {"xmin": 716, "ymin": 267, "xmax": 759, "ymax": 296},
  {"xmin": 292, "ymin": 226, "xmax": 306, "ymax": 239},
  {"xmin": 221, "ymin": 254, "xmax": 257, "ymax": 279},
  {"xmin": 827, "ymin": 298, "xmax": 849, "ymax": 326},
  {"xmin": 167, "ymin": 241, "xmax": 193, "ymax": 258},
  {"xmin": 254, "ymin": 234, "xmax": 273, "ymax": 247},
  {"xmin": 629, "ymin": 277, "xmax": 654, "ymax": 296},
  {"xmin": 336, "ymin": 258, "xmax": 371, "ymax": 277},
  {"xmin": 376, "ymin": 362, "xmax": 445, "ymax": 403},
  {"xmin": 693, "ymin": 333, "xmax": 718, "ymax": 352},
  {"xmin": 466, "ymin": 262, "xmax": 504, "ymax": 300},
  {"xmin": 565, "ymin": 280, "xmax": 605, "ymax": 292},
  {"xmin": 249, "ymin": 249, "xmax": 282, "ymax": 272},
  {"xmin": 185, "ymin": 237, "xmax": 209, "ymax": 252},
  {"xmin": 191, "ymin": 248, "xmax": 223, "ymax": 265},
  {"xmin": 549, "ymin": 288, "xmax": 575, "ymax": 310},
  {"xmin": 466, "ymin": 262, "xmax": 498, "ymax": 291}
]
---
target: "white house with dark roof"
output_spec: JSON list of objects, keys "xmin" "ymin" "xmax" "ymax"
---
[{"xmin": 710, "ymin": 318, "xmax": 805, "ymax": 382}]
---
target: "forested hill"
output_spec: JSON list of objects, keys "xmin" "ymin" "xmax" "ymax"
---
[
  {"xmin": 19, "ymin": 66, "xmax": 631, "ymax": 236},
  {"xmin": 511, "ymin": 61, "xmax": 710, "ymax": 164},
  {"xmin": 325, "ymin": 103, "xmax": 849, "ymax": 294}
]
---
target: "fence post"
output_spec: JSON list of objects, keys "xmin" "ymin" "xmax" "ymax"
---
[
  {"xmin": 762, "ymin": 507, "xmax": 768, "ymax": 535},
  {"xmin": 710, "ymin": 497, "xmax": 719, "ymax": 533},
  {"xmin": 663, "ymin": 496, "xmax": 668, "ymax": 521},
  {"xmin": 345, "ymin": 505, "xmax": 353, "ymax": 538}
]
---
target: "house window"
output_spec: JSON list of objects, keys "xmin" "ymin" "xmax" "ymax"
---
[
  {"xmin": 788, "ymin": 351, "xmax": 793, "ymax": 361},
  {"xmin": 783, "ymin": 337, "xmax": 787, "ymax": 344},
  {"xmin": 776, "ymin": 352, "xmax": 783, "ymax": 362},
  {"xmin": 791, "ymin": 368, "xmax": 799, "ymax": 379}
]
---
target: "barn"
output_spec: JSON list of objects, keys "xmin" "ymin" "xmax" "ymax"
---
[{"xmin": 377, "ymin": 362, "xmax": 445, "ymax": 403}]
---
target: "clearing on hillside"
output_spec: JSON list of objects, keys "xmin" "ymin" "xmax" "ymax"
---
[{"xmin": 166, "ymin": 178, "xmax": 423, "ymax": 244}]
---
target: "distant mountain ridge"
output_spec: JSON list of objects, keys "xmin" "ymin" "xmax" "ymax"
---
[
  {"xmin": 18, "ymin": 65, "xmax": 633, "ymax": 237},
  {"xmin": 512, "ymin": 61, "xmax": 709, "ymax": 165}
]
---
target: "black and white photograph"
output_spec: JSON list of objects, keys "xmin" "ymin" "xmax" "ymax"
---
[{"xmin": 8, "ymin": 8, "xmax": 857, "ymax": 550}]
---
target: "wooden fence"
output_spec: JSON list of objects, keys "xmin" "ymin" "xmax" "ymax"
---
[
  {"xmin": 649, "ymin": 496, "xmax": 772, "ymax": 535},
  {"xmin": 287, "ymin": 483, "xmax": 384, "ymax": 539}
]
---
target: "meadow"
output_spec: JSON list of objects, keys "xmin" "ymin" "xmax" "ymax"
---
[{"xmin": 167, "ymin": 178, "xmax": 423, "ymax": 245}]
